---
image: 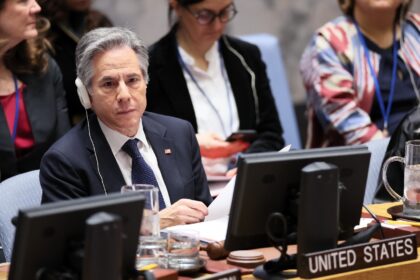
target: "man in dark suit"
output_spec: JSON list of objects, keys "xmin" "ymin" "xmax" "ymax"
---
[{"xmin": 40, "ymin": 27, "xmax": 212, "ymax": 228}]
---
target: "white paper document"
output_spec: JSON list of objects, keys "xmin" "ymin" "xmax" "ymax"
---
[
  {"xmin": 205, "ymin": 176, "xmax": 236, "ymax": 221},
  {"xmin": 164, "ymin": 144, "xmax": 292, "ymax": 242},
  {"xmin": 164, "ymin": 216, "xmax": 229, "ymax": 243}
]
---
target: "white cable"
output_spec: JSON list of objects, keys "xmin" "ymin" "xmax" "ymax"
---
[
  {"xmin": 222, "ymin": 35, "xmax": 260, "ymax": 125},
  {"xmin": 85, "ymin": 110, "xmax": 108, "ymax": 195}
]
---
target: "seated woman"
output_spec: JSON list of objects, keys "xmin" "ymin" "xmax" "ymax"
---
[
  {"xmin": 39, "ymin": 0, "xmax": 112, "ymax": 125},
  {"xmin": 147, "ymin": 0, "xmax": 285, "ymax": 176},
  {"xmin": 300, "ymin": 0, "xmax": 419, "ymax": 148},
  {"xmin": 0, "ymin": 0, "xmax": 70, "ymax": 181}
]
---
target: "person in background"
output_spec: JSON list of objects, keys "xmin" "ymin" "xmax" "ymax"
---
[
  {"xmin": 39, "ymin": 0, "xmax": 112, "ymax": 125},
  {"xmin": 0, "ymin": 0, "xmax": 70, "ymax": 181},
  {"xmin": 300, "ymin": 0, "xmax": 419, "ymax": 148},
  {"xmin": 147, "ymin": 0, "xmax": 284, "ymax": 177},
  {"xmin": 40, "ymin": 27, "xmax": 211, "ymax": 228}
]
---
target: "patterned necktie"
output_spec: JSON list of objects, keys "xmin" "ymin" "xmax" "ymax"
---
[{"xmin": 122, "ymin": 139, "xmax": 166, "ymax": 209}]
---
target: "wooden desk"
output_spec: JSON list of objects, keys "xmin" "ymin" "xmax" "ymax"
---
[
  {"xmin": 0, "ymin": 263, "xmax": 8, "ymax": 280},
  {"xmin": 2, "ymin": 248, "xmax": 420, "ymax": 280},
  {"xmin": 203, "ymin": 246, "xmax": 420, "ymax": 280},
  {"xmin": 3, "ymin": 203, "xmax": 420, "ymax": 280}
]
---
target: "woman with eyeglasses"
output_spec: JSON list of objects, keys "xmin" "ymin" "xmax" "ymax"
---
[
  {"xmin": 0, "ymin": 0, "xmax": 70, "ymax": 181},
  {"xmin": 147, "ymin": 0, "xmax": 285, "ymax": 177},
  {"xmin": 300, "ymin": 0, "xmax": 419, "ymax": 148}
]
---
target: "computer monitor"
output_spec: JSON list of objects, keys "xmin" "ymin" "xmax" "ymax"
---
[
  {"xmin": 224, "ymin": 145, "xmax": 370, "ymax": 251},
  {"xmin": 9, "ymin": 192, "xmax": 144, "ymax": 280}
]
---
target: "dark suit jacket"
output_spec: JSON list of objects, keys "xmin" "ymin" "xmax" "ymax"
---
[
  {"xmin": 0, "ymin": 58, "xmax": 70, "ymax": 181},
  {"xmin": 147, "ymin": 27, "xmax": 284, "ymax": 153},
  {"xmin": 40, "ymin": 112, "xmax": 212, "ymax": 206}
]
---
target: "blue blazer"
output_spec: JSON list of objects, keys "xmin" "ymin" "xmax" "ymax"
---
[{"xmin": 40, "ymin": 112, "xmax": 212, "ymax": 206}]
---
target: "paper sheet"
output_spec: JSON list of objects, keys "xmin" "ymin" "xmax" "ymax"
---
[
  {"xmin": 205, "ymin": 144, "xmax": 292, "ymax": 222},
  {"xmin": 205, "ymin": 176, "xmax": 236, "ymax": 221},
  {"xmin": 164, "ymin": 216, "xmax": 229, "ymax": 243},
  {"xmin": 163, "ymin": 145, "xmax": 292, "ymax": 242}
]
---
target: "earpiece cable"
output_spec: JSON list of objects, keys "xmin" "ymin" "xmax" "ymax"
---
[
  {"xmin": 222, "ymin": 35, "xmax": 260, "ymax": 125},
  {"xmin": 85, "ymin": 109, "xmax": 108, "ymax": 195}
]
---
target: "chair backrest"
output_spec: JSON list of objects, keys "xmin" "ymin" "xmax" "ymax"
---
[
  {"xmin": 0, "ymin": 170, "xmax": 42, "ymax": 262},
  {"xmin": 239, "ymin": 33, "xmax": 301, "ymax": 149},
  {"xmin": 364, "ymin": 138, "xmax": 391, "ymax": 204}
]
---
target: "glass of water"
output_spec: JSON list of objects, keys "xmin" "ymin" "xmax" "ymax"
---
[
  {"xmin": 383, "ymin": 140, "xmax": 420, "ymax": 216},
  {"xmin": 167, "ymin": 229, "xmax": 200, "ymax": 270},
  {"xmin": 121, "ymin": 184, "xmax": 167, "ymax": 268}
]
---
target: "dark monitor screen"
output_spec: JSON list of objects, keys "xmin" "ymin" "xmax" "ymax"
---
[
  {"xmin": 9, "ymin": 192, "xmax": 144, "ymax": 280},
  {"xmin": 224, "ymin": 145, "xmax": 370, "ymax": 251}
]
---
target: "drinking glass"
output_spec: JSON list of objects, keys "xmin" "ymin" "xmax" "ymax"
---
[
  {"xmin": 167, "ymin": 230, "xmax": 201, "ymax": 270},
  {"xmin": 121, "ymin": 184, "xmax": 166, "ymax": 268},
  {"xmin": 382, "ymin": 140, "xmax": 420, "ymax": 216}
]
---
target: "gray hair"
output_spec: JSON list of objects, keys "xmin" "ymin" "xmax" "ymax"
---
[{"xmin": 75, "ymin": 27, "xmax": 149, "ymax": 89}]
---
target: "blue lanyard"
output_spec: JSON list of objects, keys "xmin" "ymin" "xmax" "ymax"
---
[
  {"xmin": 176, "ymin": 45, "xmax": 234, "ymax": 137},
  {"xmin": 354, "ymin": 20, "xmax": 398, "ymax": 135},
  {"xmin": 12, "ymin": 76, "xmax": 19, "ymax": 141}
]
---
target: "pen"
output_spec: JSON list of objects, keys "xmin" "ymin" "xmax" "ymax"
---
[{"xmin": 138, "ymin": 263, "xmax": 158, "ymax": 271}]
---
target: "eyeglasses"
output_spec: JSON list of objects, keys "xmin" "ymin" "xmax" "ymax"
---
[{"xmin": 186, "ymin": 3, "xmax": 238, "ymax": 25}]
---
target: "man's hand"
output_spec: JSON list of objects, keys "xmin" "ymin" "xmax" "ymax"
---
[
  {"xmin": 197, "ymin": 132, "xmax": 249, "ymax": 158},
  {"xmin": 159, "ymin": 199, "xmax": 208, "ymax": 229}
]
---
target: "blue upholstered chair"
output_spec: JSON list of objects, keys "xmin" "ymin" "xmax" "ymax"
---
[
  {"xmin": 239, "ymin": 33, "xmax": 301, "ymax": 149},
  {"xmin": 0, "ymin": 170, "xmax": 42, "ymax": 262},
  {"xmin": 364, "ymin": 138, "xmax": 390, "ymax": 204}
]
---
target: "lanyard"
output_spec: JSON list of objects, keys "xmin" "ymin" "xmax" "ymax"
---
[
  {"xmin": 354, "ymin": 21, "xmax": 398, "ymax": 136},
  {"xmin": 176, "ymin": 45, "xmax": 234, "ymax": 137},
  {"xmin": 12, "ymin": 76, "xmax": 19, "ymax": 141}
]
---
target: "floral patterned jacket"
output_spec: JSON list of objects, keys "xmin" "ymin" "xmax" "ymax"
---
[{"xmin": 300, "ymin": 13, "xmax": 419, "ymax": 148}]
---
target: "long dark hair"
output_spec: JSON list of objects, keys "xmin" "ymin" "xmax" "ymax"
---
[
  {"xmin": 338, "ymin": 0, "xmax": 413, "ymax": 23},
  {"xmin": 168, "ymin": 0, "xmax": 205, "ymax": 26},
  {"xmin": 38, "ymin": 0, "xmax": 112, "ymax": 40},
  {"xmin": 0, "ymin": 0, "xmax": 49, "ymax": 75}
]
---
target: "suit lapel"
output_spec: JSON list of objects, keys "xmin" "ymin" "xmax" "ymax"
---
[
  {"xmin": 153, "ymin": 30, "xmax": 198, "ymax": 131},
  {"xmin": 86, "ymin": 116, "xmax": 126, "ymax": 193},
  {"xmin": 20, "ymin": 74, "xmax": 55, "ymax": 145},
  {"xmin": 0, "ymin": 106, "xmax": 17, "ymax": 176},
  {"xmin": 142, "ymin": 114, "xmax": 183, "ymax": 203},
  {"xmin": 220, "ymin": 37, "xmax": 255, "ymax": 128}
]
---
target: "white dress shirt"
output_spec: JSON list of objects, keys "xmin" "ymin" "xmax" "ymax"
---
[
  {"xmin": 178, "ymin": 42, "xmax": 239, "ymax": 174},
  {"xmin": 98, "ymin": 119, "xmax": 171, "ymax": 206}
]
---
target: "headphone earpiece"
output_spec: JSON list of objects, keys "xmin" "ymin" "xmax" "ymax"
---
[{"xmin": 75, "ymin": 77, "xmax": 91, "ymax": 109}]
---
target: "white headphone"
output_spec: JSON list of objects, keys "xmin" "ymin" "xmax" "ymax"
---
[
  {"xmin": 75, "ymin": 77, "xmax": 108, "ymax": 195},
  {"xmin": 75, "ymin": 77, "xmax": 91, "ymax": 109}
]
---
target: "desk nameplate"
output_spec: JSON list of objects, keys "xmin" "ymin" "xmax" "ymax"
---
[{"xmin": 298, "ymin": 234, "xmax": 417, "ymax": 278}]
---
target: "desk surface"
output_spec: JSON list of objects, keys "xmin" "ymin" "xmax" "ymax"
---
[
  {"xmin": 2, "ymin": 248, "xmax": 420, "ymax": 280},
  {"xmin": 3, "ymin": 202, "xmax": 420, "ymax": 280}
]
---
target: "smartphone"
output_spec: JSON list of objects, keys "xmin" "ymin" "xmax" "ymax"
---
[{"xmin": 225, "ymin": 130, "xmax": 257, "ymax": 142}]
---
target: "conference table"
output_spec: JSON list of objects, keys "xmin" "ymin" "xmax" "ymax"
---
[{"xmin": 2, "ymin": 203, "xmax": 420, "ymax": 279}]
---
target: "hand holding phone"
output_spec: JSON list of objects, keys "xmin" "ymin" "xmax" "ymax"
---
[{"xmin": 225, "ymin": 130, "xmax": 257, "ymax": 142}]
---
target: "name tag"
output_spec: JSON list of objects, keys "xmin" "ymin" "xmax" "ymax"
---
[{"xmin": 299, "ymin": 234, "xmax": 417, "ymax": 278}]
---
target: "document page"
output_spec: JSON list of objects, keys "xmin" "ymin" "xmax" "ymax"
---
[
  {"xmin": 205, "ymin": 176, "xmax": 236, "ymax": 221},
  {"xmin": 164, "ymin": 145, "xmax": 291, "ymax": 242},
  {"xmin": 164, "ymin": 216, "xmax": 228, "ymax": 243}
]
